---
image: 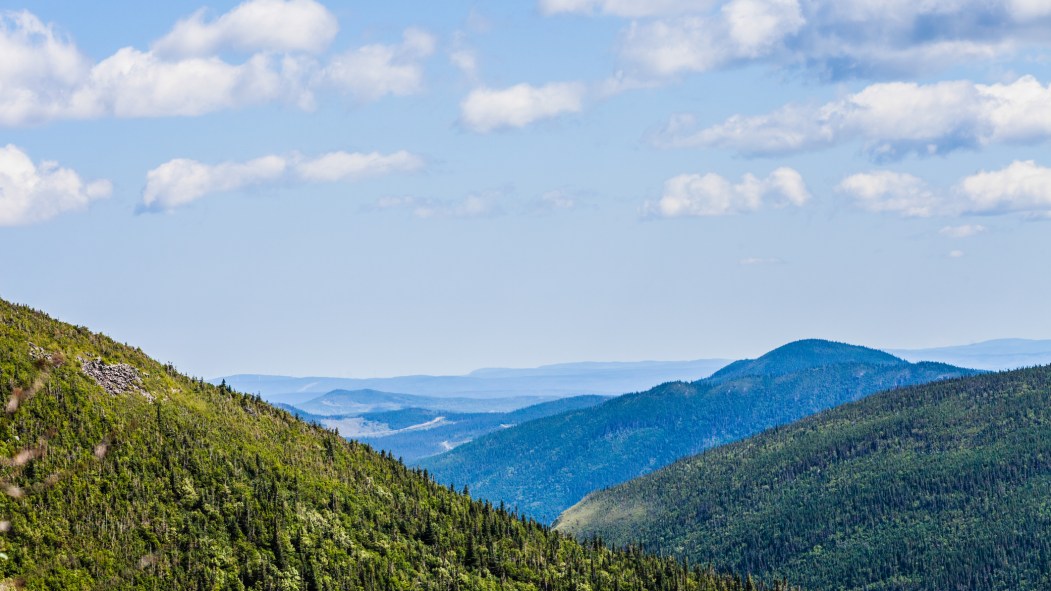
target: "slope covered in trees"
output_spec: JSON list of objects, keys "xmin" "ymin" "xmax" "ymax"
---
[
  {"xmin": 0, "ymin": 298, "xmax": 779, "ymax": 591},
  {"xmin": 420, "ymin": 341, "xmax": 976, "ymax": 523},
  {"xmin": 556, "ymin": 366, "xmax": 1051, "ymax": 591}
]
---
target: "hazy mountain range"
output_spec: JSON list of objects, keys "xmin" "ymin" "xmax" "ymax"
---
[
  {"xmin": 216, "ymin": 339, "xmax": 1051, "ymax": 407},
  {"xmin": 889, "ymin": 338, "xmax": 1051, "ymax": 371},
  {"xmin": 216, "ymin": 358, "xmax": 733, "ymax": 404}
]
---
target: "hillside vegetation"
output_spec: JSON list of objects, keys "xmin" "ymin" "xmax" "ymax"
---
[
  {"xmin": 421, "ymin": 341, "xmax": 976, "ymax": 523},
  {"xmin": 0, "ymin": 298, "xmax": 781, "ymax": 591},
  {"xmin": 556, "ymin": 366, "xmax": 1051, "ymax": 591}
]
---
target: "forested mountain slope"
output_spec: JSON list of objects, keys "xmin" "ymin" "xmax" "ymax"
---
[
  {"xmin": 556, "ymin": 366, "xmax": 1051, "ymax": 591},
  {"xmin": 420, "ymin": 340, "xmax": 977, "ymax": 523},
  {"xmin": 0, "ymin": 298, "xmax": 776, "ymax": 591}
]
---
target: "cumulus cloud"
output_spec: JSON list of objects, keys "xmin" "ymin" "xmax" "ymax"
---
[
  {"xmin": 657, "ymin": 76, "xmax": 1051, "ymax": 160},
  {"xmin": 295, "ymin": 150, "xmax": 423, "ymax": 182},
  {"xmin": 321, "ymin": 28, "xmax": 436, "ymax": 101},
  {"xmin": 0, "ymin": 144, "xmax": 112, "ymax": 226},
  {"xmin": 152, "ymin": 0, "xmax": 338, "ymax": 57},
  {"xmin": 643, "ymin": 167, "xmax": 809, "ymax": 217},
  {"xmin": 142, "ymin": 150, "xmax": 423, "ymax": 212},
  {"xmin": 0, "ymin": 9, "xmax": 432, "ymax": 125},
  {"xmin": 460, "ymin": 82, "xmax": 585, "ymax": 132},
  {"xmin": 547, "ymin": 0, "xmax": 1051, "ymax": 79},
  {"xmin": 939, "ymin": 224, "xmax": 986, "ymax": 238},
  {"xmin": 959, "ymin": 160, "xmax": 1051, "ymax": 215},
  {"xmin": 142, "ymin": 156, "xmax": 287, "ymax": 212},
  {"xmin": 836, "ymin": 171, "xmax": 939, "ymax": 217},
  {"xmin": 621, "ymin": 0, "xmax": 805, "ymax": 75},
  {"xmin": 837, "ymin": 161, "xmax": 1051, "ymax": 218}
]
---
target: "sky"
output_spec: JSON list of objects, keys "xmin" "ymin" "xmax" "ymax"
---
[{"xmin": 2, "ymin": 0, "xmax": 1051, "ymax": 379}]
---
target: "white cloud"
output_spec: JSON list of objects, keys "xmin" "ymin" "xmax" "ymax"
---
[
  {"xmin": 142, "ymin": 150, "xmax": 423, "ymax": 212},
  {"xmin": 1011, "ymin": 0, "xmax": 1051, "ymax": 18},
  {"xmin": 538, "ymin": 190, "xmax": 576, "ymax": 210},
  {"xmin": 552, "ymin": 0, "xmax": 1051, "ymax": 79},
  {"xmin": 723, "ymin": 0, "xmax": 806, "ymax": 58},
  {"xmin": 296, "ymin": 150, "xmax": 424, "ymax": 182},
  {"xmin": 322, "ymin": 28, "xmax": 435, "ymax": 102},
  {"xmin": 450, "ymin": 48, "xmax": 478, "ymax": 80},
  {"xmin": 460, "ymin": 82, "xmax": 585, "ymax": 132},
  {"xmin": 0, "ymin": 144, "xmax": 112, "ymax": 226},
  {"xmin": 152, "ymin": 0, "xmax": 338, "ymax": 57},
  {"xmin": 836, "ymin": 171, "xmax": 939, "ymax": 217},
  {"xmin": 539, "ymin": 0, "xmax": 714, "ymax": 17},
  {"xmin": 959, "ymin": 160, "xmax": 1051, "ymax": 215},
  {"xmin": 939, "ymin": 224, "xmax": 986, "ymax": 238},
  {"xmin": 659, "ymin": 76, "xmax": 1051, "ymax": 160},
  {"xmin": 948, "ymin": 250, "xmax": 965, "ymax": 258},
  {"xmin": 142, "ymin": 155, "xmax": 287, "ymax": 212},
  {"xmin": 644, "ymin": 167, "xmax": 809, "ymax": 217},
  {"xmin": 620, "ymin": 0, "xmax": 805, "ymax": 76},
  {"xmin": 0, "ymin": 10, "xmax": 433, "ymax": 125},
  {"xmin": 838, "ymin": 161, "xmax": 1051, "ymax": 218}
]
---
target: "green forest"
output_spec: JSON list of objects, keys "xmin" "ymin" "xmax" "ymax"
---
[
  {"xmin": 556, "ymin": 365, "xmax": 1051, "ymax": 591},
  {"xmin": 421, "ymin": 341, "xmax": 975, "ymax": 523},
  {"xmin": 0, "ymin": 298, "xmax": 785, "ymax": 591}
]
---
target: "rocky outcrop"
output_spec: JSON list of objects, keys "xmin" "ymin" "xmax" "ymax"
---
[{"xmin": 80, "ymin": 358, "xmax": 152, "ymax": 401}]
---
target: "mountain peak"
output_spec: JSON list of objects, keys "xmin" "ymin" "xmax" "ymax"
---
[{"xmin": 709, "ymin": 339, "xmax": 904, "ymax": 381}]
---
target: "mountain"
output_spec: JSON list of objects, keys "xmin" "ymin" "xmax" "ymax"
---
[
  {"xmin": 215, "ymin": 357, "xmax": 730, "ymax": 405},
  {"xmin": 419, "ymin": 340, "xmax": 978, "ymax": 523},
  {"xmin": 889, "ymin": 338, "xmax": 1051, "ymax": 371},
  {"xmin": 556, "ymin": 366, "xmax": 1051, "ymax": 591},
  {"xmin": 0, "ymin": 298, "xmax": 771, "ymax": 590},
  {"xmin": 293, "ymin": 388, "xmax": 555, "ymax": 415},
  {"xmin": 282, "ymin": 395, "xmax": 610, "ymax": 462}
]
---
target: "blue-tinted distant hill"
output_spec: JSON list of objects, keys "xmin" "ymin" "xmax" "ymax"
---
[
  {"xmin": 293, "ymin": 388, "xmax": 554, "ymax": 415},
  {"xmin": 890, "ymin": 338, "xmax": 1051, "ymax": 370},
  {"xmin": 213, "ymin": 358, "xmax": 730, "ymax": 404},
  {"xmin": 279, "ymin": 395, "xmax": 609, "ymax": 462},
  {"xmin": 420, "ymin": 340, "xmax": 979, "ymax": 523}
]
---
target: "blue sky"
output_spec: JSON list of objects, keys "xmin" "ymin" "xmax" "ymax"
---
[{"xmin": 2, "ymin": 0, "xmax": 1051, "ymax": 378}]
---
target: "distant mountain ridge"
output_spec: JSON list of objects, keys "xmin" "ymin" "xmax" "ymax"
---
[
  {"xmin": 293, "ymin": 388, "xmax": 554, "ymax": 415},
  {"xmin": 419, "ymin": 340, "xmax": 979, "ymax": 523},
  {"xmin": 556, "ymin": 364, "xmax": 1051, "ymax": 591},
  {"xmin": 214, "ymin": 358, "xmax": 731, "ymax": 404},
  {"xmin": 890, "ymin": 338, "xmax": 1051, "ymax": 370}
]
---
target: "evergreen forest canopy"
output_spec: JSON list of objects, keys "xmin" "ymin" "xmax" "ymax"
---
[
  {"xmin": 0, "ymin": 298, "xmax": 785, "ymax": 591},
  {"xmin": 556, "ymin": 365, "xmax": 1051, "ymax": 591},
  {"xmin": 420, "ymin": 341, "xmax": 978, "ymax": 523}
]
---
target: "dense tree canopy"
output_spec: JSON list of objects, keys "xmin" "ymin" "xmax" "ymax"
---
[{"xmin": 557, "ymin": 365, "xmax": 1051, "ymax": 591}]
